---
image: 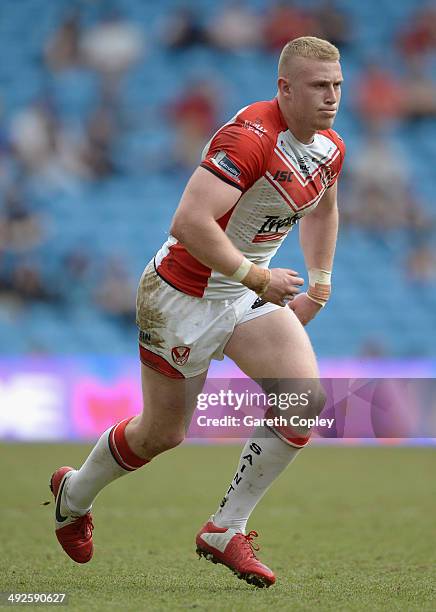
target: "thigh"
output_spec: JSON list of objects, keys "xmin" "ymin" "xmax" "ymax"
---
[
  {"xmin": 136, "ymin": 260, "xmax": 236, "ymax": 378},
  {"xmin": 224, "ymin": 306, "xmax": 319, "ymax": 379}
]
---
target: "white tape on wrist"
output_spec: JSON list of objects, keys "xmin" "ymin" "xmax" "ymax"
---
[
  {"xmin": 229, "ymin": 257, "xmax": 252, "ymax": 282},
  {"xmin": 306, "ymin": 292, "xmax": 326, "ymax": 307},
  {"xmin": 256, "ymin": 268, "xmax": 272, "ymax": 297},
  {"xmin": 308, "ymin": 268, "xmax": 332, "ymax": 286}
]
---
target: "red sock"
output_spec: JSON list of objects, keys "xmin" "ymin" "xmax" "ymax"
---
[
  {"xmin": 265, "ymin": 407, "xmax": 311, "ymax": 448},
  {"xmin": 108, "ymin": 417, "xmax": 149, "ymax": 471}
]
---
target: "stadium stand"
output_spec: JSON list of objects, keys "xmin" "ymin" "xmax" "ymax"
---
[{"xmin": 0, "ymin": 0, "xmax": 435, "ymax": 357}]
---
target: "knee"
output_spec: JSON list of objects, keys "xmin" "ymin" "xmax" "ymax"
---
[{"xmin": 263, "ymin": 378, "xmax": 326, "ymax": 417}]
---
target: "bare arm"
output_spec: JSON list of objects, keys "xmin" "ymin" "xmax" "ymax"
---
[
  {"xmin": 170, "ymin": 166, "xmax": 245, "ymax": 277},
  {"xmin": 290, "ymin": 182, "xmax": 339, "ymax": 325},
  {"xmin": 170, "ymin": 166, "xmax": 303, "ymax": 304},
  {"xmin": 299, "ymin": 181, "xmax": 338, "ymax": 272}
]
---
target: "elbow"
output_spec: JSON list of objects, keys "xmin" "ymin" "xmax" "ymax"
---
[
  {"xmin": 171, "ymin": 210, "xmax": 213, "ymax": 244},
  {"xmin": 170, "ymin": 212, "xmax": 197, "ymax": 244},
  {"xmin": 170, "ymin": 213, "xmax": 187, "ymax": 243}
]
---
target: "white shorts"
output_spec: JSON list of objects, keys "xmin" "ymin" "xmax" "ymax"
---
[{"xmin": 136, "ymin": 259, "xmax": 280, "ymax": 378}]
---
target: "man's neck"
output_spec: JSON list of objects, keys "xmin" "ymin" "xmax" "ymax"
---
[{"xmin": 277, "ymin": 97, "xmax": 315, "ymax": 145}]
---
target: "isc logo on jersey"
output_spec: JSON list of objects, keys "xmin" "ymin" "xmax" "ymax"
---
[{"xmin": 272, "ymin": 170, "xmax": 293, "ymax": 182}]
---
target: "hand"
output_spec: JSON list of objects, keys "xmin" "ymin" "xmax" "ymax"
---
[
  {"xmin": 260, "ymin": 268, "xmax": 304, "ymax": 306},
  {"xmin": 289, "ymin": 292, "xmax": 323, "ymax": 326}
]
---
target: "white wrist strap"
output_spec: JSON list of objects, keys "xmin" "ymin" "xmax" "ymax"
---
[
  {"xmin": 308, "ymin": 268, "xmax": 332, "ymax": 286},
  {"xmin": 230, "ymin": 257, "xmax": 252, "ymax": 282},
  {"xmin": 306, "ymin": 292, "xmax": 326, "ymax": 307}
]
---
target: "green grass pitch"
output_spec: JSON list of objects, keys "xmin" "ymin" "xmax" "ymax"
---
[{"xmin": 0, "ymin": 443, "xmax": 435, "ymax": 611}]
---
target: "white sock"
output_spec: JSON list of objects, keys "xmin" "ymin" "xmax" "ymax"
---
[
  {"xmin": 66, "ymin": 418, "xmax": 149, "ymax": 514},
  {"xmin": 213, "ymin": 425, "xmax": 302, "ymax": 533}
]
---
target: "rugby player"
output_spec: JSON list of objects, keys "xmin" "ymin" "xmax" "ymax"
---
[{"xmin": 50, "ymin": 36, "xmax": 345, "ymax": 588}]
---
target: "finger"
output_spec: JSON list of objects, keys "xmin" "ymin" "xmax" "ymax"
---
[
  {"xmin": 285, "ymin": 273, "xmax": 304, "ymax": 284},
  {"xmin": 286, "ymin": 285, "xmax": 302, "ymax": 295}
]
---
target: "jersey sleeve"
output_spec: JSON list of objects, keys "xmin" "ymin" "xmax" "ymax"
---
[{"xmin": 200, "ymin": 122, "xmax": 269, "ymax": 192}]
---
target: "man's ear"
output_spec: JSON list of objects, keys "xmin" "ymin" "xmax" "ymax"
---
[{"xmin": 278, "ymin": 76, "xmax": 292, "ymax": 99}]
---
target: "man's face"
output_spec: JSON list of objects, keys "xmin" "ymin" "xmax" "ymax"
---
[{"xmin": 279, "ymin": 57, "xmax": 343, "ymax": 133}]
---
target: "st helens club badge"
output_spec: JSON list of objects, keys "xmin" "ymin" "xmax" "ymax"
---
[{"xmin": 171, "ymin": 346, "xmax": 191, "ymax": 366}]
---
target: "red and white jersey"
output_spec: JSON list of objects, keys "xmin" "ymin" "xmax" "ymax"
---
[{"xmin": 155, "ymin": 98, "xmax": 345, "ymax": 300}]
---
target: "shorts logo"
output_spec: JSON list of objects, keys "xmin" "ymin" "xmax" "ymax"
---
[
  {"xmin": 251, "ymin": 297, "xmax": 267, "ymax": 310},
  {"xmin": 171, "ymin": 346, "xmax": 191, "ymax": 366},
  {"xmin": 212, "ymin": 151, "xmax": 241, "ymax": 180}
]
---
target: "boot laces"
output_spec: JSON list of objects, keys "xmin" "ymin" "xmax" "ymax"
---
[
  {"xmin": 238, "ymin": 530, "xmax": 260, "ymax": 558},
  {"xmin": 72, "ymin": 513, "xmax": 94, "ymax": 539}
]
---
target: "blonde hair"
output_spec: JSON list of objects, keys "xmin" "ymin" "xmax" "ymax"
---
[{"xmin": 278, "ymin": 36, "xmax": 340, "ymax": 76}]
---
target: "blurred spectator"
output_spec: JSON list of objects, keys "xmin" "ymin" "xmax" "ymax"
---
[
  {"xmin": 55, "ymin": 247, "xmax": 93, "ymax": 304},
  {"xmin": 0, "ymin": 221, "xmax": 6, "ymax": 253},
  {"xmin": 9, "ymin": 91, "xmax": 123, "ymax": 187},
  {"xmin": 0, "ymin": 251, "xmax": 11, "ymax": 295},
  {"xmin": 397, "ymin": 3, "xmax": 436, "ymax": 58},
  {"xmin": 65, "ymin": 249, "xmax": 91, "ymax": 280},
  {"xmin": 79, "ymin": 101, "xmax": 118, "ymax": 179},
  {"xmin": 44, "ymin": 11, "xmax": 82, "ymax": 72},
  {"xmin": 406, "ymin": 244, "xmax": 436, "ymax": 283},
  {"xmin": 10, "ymin": 99, "xmax": 59, "ymax": 176},
  {"xmin": 166, "ymin": 78, "xmax": 220, "ymax": 170},
  {"xmin": 342, "ymin": 129, "xmax": 427, "ymax": 233},
  {"xmin": 0, "ymin": 186, "xmax": 44, "ymax": 253},
  {"xmin": 354, "ymin": 62, "xmax": 404, "ymax": 127},
  {"xmin": 314, "ymin": 0, "xmax": 352, "ymax": 51},
  {"xmin": 94, "ymin": 257, "xmax": 136, "ymax": 326},
  {"xmin": 160, "ymin": 7, "xmax": 209, "ymax": 51},
  {"xmin": 402, "ymin": 57, "xmax": 436, "ymax": 123},
  {"xmin": 81, "ymin": 12, "xmax": 144, "ymax": 99},
  {"xmin": 359, "ymin": 338, "xmax": 389, "ymax": 358},
  {"xmin": 9, "ymin": 97, "xmax": 89, "ymax": 190},
  {"xmin": 11, "ymin": 261, "xmax": 61, "ymax": 304},
  {"xmin": 262, "ymin": 1, "xmax": 319, "ymax": 52},
  {"xmin": 0, "ymin": 128, "xmax": 14, "ymax": 191},
  {"xmin": 207, "ymin": 1, "xmax": 262, "ymax": 52}
]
